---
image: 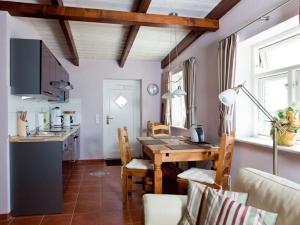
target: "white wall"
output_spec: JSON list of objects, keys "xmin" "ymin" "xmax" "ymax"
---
[
  {"xmin": 0, "ymin": 11, "xmax": 10, "ymax": 214},
  {"xmin": 58, "ymin": 58, "xmax": 162, "ymax": 159},
  {"xmin": 8, "ymin": 97, "xmax": 82, "ymax": 135},
  {"xmin": 164, "ymin": 0, "xmax": 300, "ymax": 183},
  {"xmin": 0, "ymin": 12, "xmax": 161, "ymax": 214},
  {"xmin": 165, "ymin": 0, "xmax": 295, "ymax": 144},
  {"xmin": 5, "ymin": 15, "xmax": 162, "ymax": 160},
  {"xmin": 231, "ymin": 142, "xmax": 300, "ymax": 183}
]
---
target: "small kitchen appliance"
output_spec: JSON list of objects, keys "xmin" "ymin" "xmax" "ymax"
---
[
  {"xmin": 189, "ymin": 125, "xmax": 205, "ymax": 143},
  {"xmin": 64, "ymin": 111, "xmax": 78, "ymax": 126},
  {"xmin": 63, "ymin": 111, "xmax": 72, "ymax": 127},
  {"xmin": 37, "ymin": 112, "xmax": 50, "ymax": 130},
  {"xmin": 51, "ymin": 107, "xmax": 63, "ymax": 128}
]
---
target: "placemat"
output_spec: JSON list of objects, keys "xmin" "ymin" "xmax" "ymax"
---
[
  {"xmin": 153, "ymin": 136, "xmax": 179, "ymax": 139},
  {"xmin": 142, "ymin": 139, "xmax": 165, "ymax": 145},
  {"xmin": 184, "ymin": 140, "xmax": 211, "ymax": 145},
  {"xmin": 166, "ymin": 144, "xmax": 211, "ymax": 150}
]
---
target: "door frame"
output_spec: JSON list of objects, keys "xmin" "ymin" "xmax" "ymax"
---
[{"xmin": 102, "ymin": 79, "xmax": 142, "ymax": 159}]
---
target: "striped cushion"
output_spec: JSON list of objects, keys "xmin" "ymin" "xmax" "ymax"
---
[
  {"xmin": 179, "ymin": 181, "xmax": 277, "ymax": 225},
  {"xmin": 203, "ymin": 187, "xmax": 278, "ymax": 225},
  {"xmin": 179, "ymin": 181, "xmax": 248, "ymax": 225}
]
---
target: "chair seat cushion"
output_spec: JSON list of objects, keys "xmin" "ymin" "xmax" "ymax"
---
[
  {"xmin": 126, "ymin": 158, "xmax": 154, "ymax": 170},
  {"xmin": 177, "ymin": 167, "xmax": 216, "ymax": 184}
]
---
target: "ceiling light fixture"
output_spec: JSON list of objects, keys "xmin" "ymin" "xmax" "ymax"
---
[{"xmin": 162, "ymin": 12, "xmax": 187, "ymax": 99}]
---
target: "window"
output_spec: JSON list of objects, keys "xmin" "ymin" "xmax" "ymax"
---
[
  {"xmin": 253, "ymin": 32, "xmax": 300, "ymax": 138},
  {"xmin": 170, "ymin": 70, "xmax": 186, "ymax": 128},
  {"xmin": 256, "ymin": 34, "xmax": 300, "ymax": 73}
]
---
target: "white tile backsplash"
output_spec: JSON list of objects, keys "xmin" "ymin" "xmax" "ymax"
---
[{"xmin": 8, "ymin": 94, "xmax": 82, "ymax": 135}]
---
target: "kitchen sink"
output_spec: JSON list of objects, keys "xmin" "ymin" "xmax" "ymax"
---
[{"xmin": 33, "ymin": 131, "xmax": 66, "ymax": 137}]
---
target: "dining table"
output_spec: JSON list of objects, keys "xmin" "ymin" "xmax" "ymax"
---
[{"xmin": 137, "ymin": 136, "xmax": 219, "ymax": 194}]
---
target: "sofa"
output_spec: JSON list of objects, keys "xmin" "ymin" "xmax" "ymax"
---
[{"xmin": 143, "ymin": 168, "xmax": 300, "ymax": 225}]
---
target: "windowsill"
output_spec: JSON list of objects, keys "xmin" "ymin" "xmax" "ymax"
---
[
  {"xmin": 235, "ymin": 136, "xmax": 300, "ymax": 154},
  {"xmin": 171, "ymin": 126, "xmax": 187, "ymax": 130}
]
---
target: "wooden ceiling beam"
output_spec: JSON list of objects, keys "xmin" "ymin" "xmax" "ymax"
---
[
  {"xmin": 160, "ymin": 0, "xmax": 241, "ymax": 69},
  {"xmin": 118, "ymin": 0, "xmax": 152, "ymax": 68},
  {"xmin": 0, "ymin": 1, "xmax": 219, "ymax": 31},
  {"xmin": 51, "ymin": 0, "xmax": 79, "ymax": 66}
]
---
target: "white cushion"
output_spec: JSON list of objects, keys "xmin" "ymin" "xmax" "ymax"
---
[
  {"xmin": 126, "ymin": 158, "xmax": 154, "ymax": 170},
  {"xmin": 143, "ymin": 194, "xmax": 187, "ymax": 225},
  {"xmin": 177, "ymin": 167, "xmax": 216, "ymax": 184}
]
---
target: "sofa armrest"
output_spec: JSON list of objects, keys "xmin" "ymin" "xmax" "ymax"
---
[{"xmin": 143, "ymin": 194, "xmax": 187, "ymax": 225}]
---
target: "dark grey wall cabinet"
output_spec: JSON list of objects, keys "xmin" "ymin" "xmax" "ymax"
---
[
  {"xmin": 10, "ymin": 142, "xmax": 63, "ymax": 216},
  {"xmin": 10, "ymin": 39, "xmax": 70, "ymax": 102}
]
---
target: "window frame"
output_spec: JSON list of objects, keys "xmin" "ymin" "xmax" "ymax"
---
[
  {"xmin": 252, "ymin": 34, "xmax": 300, "ymax": 139},
  {"xmin": 168, "ymin": 68, "xmax": 187, "ymax": 129}
]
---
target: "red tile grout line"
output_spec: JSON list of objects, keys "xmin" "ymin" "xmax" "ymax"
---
[{"xmin": 69, "ymin": 167, "xmax": 84, "ymax": 225}]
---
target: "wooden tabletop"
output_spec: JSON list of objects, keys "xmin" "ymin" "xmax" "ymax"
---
[{"xmin": 137, "ymin": 136, "xmax": 219, "ymax": 154}]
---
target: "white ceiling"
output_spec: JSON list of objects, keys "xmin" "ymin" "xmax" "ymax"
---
[{"xmin": 9, "ymin": 0, "xmax": 222, "ymax": 62}]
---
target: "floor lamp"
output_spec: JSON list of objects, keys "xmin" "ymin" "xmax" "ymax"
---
[{"xmin": 219, "ymin": 83, "xmax": 284, "ymax": 175}]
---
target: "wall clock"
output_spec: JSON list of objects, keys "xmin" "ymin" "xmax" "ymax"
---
[{"xmin": 147, "ymin": 83, "xmax": 159, "ymax": 96}]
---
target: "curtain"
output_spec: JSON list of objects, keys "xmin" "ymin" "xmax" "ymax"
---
[
  {"xmin": 218, "ymin": 34, "xmax": 237, "ymax": 136},
  {"xmin": 160, "ymin": 71, "xmax": 171, "ymax": 125},
  {"xmin": 183, "ymin": 57, "xmax": 197, "ymax": 129}
]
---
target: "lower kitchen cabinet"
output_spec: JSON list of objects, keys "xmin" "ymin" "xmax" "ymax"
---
[{"xmin": 10, "ymin": 137, "xmax": 79, "ymax": 216}]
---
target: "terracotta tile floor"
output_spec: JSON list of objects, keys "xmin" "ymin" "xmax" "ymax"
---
[{"xmin": 1, "ymin": 162, "xmax": 143, "ymax": 225}]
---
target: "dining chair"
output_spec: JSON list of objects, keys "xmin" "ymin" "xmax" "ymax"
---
[
  {"xmin": 147, "ymin": 121, "xmax": 163, "ymax": 136},
  {"xmin": 150, "ymin": 123, "xmax": 171, "ymax": 137},
  {"xmin": 177, "ymin": 132, "xmax": 235, "ymax": 192},
  {"xmin": 117, "ymin": 126, "xmax": 153, "ymax": 204}
]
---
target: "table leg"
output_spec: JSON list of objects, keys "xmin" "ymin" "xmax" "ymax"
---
[
  {"xmin": 142, "ymin": 145, "xmax": 146, "ymax": 159},
  {"xmin": 154, "ymin": 154, "xmax": 162, "ymax": 194}
]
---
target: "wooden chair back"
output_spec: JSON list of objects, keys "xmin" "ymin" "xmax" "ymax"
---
[
  {"xmin": 150, "ymin": 124, "xmax": 171, "ymax": 136},
  {"xmin": 117, "ymin": 126, "xmax": 132, "ymax": 167},
  {"xmin": 147, "ymin": 121, "xmax": 163, "ymax": 136},
  {"xmin": 214, "ymin": 132, "xmax": 235, "ymax": 189}
]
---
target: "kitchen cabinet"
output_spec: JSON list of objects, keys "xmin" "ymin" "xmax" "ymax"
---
[
  {"xmin": 10, "ymin": 141, "xmax": 64, "ymax": 216},
  {"xmin": 62, "ymin": 134, "xmax": 78, "ymax": 190},
  {"xmin": 10, "ymin": 128, "xmax": 80, "ymax": 216},
  {"xmin": 10, "ymin": 39, "xmax": 70, "ymax": 102}
]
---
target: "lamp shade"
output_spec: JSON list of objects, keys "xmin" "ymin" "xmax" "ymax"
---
[
  {"xmin": 218, "ymin": 89, "xmax": 238, "ymax": 106},
  {"xmin": 162, "ymin": 91, "xmax": 174, "ymax": 99},
  {"xmin": 173, "ymin": 86, "xmax": 187, "ymax": 97}
]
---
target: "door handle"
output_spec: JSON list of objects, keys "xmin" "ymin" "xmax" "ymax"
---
[{"xmin": 106, "ymin": 115, "xmax": 113, "ymax": 125}]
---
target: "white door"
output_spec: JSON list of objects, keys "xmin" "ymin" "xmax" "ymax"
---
[{"xmin": 103, "ymin": 79, "xmax": 141, "ymax": 159}]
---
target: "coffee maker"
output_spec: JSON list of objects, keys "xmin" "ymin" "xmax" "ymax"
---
[{"xmin": 51, "ymin": 107, "xmax": 63, "ymax": 128}]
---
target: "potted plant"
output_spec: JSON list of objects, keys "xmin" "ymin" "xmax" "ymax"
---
[{"xmin": 271, "ymin": 102, "xmax": 300, "ymax": 147}]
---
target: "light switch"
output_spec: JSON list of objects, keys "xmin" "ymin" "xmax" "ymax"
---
[{"xmin": 95, "ymin": 114, "xmax": 100, "ymax": 124}]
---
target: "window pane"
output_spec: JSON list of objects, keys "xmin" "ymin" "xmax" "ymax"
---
[
  {"xmin": 170, "ymin": 71, "xmax": 186, "ymax": 128},
  {"xmin": 264, "ymin": 76, "xmax": 288, "ymax": 112},
  {"xmin": 257, "ymin": 34, "xmax": 300, "ymax": 73},
  {"xmin": 295, "ymin": 71, "xmax": 300, "ymax": 140},
  {"xmin": 296, "ymin": 70, "xmax": 300, "ymax": 101},
  {"xmin": 259, "ymin": 74, "xmax": 288, "ymax": 135}
]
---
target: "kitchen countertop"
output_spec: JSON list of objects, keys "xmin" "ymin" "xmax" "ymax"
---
[{"xmin": 9, "ymin": 125, "xmax": 80, "ymax": 143}]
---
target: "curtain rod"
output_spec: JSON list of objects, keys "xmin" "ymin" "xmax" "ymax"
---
[
  {"xmin": 164, "ymin": 56, "xmax": 196, "ymax": 74},
  {"xmin": 224, "ymin": 0, "xmax": 295, "ymax": 40}
]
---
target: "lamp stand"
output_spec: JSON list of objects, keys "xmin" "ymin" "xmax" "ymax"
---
[
  {"xmin": 239, "ymin": 85, "xmax": 283, "ymax": 176},
  {"xmin": 272, "ymin": 122, "xmax": 278, "ymax": 175}
]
